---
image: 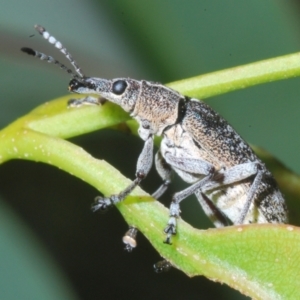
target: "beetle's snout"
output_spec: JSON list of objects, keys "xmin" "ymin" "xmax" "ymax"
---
[
  {"xmin": 69, "ymin": 78, "xmax": 96, "ymax": 92},
  {"xmin": 69, "ymin": 79, "xmax": 83, "ymax": 91}
]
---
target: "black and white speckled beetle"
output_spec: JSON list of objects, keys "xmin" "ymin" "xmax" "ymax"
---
[{"xmin": 22, "ymin": 25, "xmax": 288, "ymax": 245}]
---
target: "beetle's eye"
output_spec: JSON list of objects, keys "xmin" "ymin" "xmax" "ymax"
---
[{"xmin": 112, "ymin": 80, "xmax": 128, "ymax": 95}]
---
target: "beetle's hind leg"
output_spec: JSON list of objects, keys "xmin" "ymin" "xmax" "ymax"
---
[
  {"xmin": 201, "ymin": 162, "xmax": 262, "ymax": 225},
  {"xmin": 194, "ymin": 190, "xmax": 230, "ymax": 228}
]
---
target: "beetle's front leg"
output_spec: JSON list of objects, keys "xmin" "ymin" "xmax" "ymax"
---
[
  {"xmin": 67, "ymin": 96, "xmax": 104, "ymax": 107},
  {"xmin": 92, "ymin": 136, "xmax": 154, "ymax": 212}
]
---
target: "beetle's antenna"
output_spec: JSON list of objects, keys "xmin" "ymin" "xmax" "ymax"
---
[
  {"xmin": 21, "ymin": 47, "xmax": 80, "ymax": 79},
  {"xmin": 34, "ymin": 24, "xmax": 85, "ymax": 77}
]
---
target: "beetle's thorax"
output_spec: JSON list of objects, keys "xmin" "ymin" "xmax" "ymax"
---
[{"xmin": 132, "ymin": 81, "xmax": 183, "ymax": 137}]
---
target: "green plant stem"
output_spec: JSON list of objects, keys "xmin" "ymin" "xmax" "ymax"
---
[{"xmin": 168, "ymin": 52, "xmax": 300, "ymax": 99}]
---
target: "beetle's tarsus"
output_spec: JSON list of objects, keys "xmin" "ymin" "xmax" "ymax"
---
[
  {"xmin": 153, "ymin": 260, "xmax": 172, "ymax": 273},
  {"xmin": 91, "ymin": 196, "xmax": 113, "ymax": 213},
  {"xmin": 67, "ymin": 96, "xmax": 101, "ymax": 107},
  {"xmin": 122, "ymin": 226, "xmax": 138, "ymax": 252}
]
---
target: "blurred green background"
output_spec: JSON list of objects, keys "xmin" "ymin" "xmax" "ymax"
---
[{"xmin": 1, "ymin": 1, "xmax": 300, "ymax": 299}]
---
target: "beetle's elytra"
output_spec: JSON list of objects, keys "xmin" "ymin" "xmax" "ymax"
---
[{"xmin": 22, "ymin": 25, "xmax": 288, "ymax": 245}]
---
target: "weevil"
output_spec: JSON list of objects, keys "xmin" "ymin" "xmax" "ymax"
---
[{"xmin": 22, "ymin": 25, "xmax": 288, "ymax": 245}]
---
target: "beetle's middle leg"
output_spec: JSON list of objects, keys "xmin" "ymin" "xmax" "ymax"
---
[
  {"xmin": 163, "ymin": 153, "xmax": 262, "ymax": 244},
  {"xmin": 163, "ymin": 153, "xmax": 215, "ymax": 244},
  {"xmin": 152, "ymin": 151, "xmax": 173, "ymax": 199},
  {"xmin": 92, "ymin": 136, "xmax": 154, "ymax": 212}
]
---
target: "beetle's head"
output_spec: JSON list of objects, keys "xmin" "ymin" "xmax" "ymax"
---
[{"xmin": 69, "ymin": 77, "xmax": 140, "ymax": 112}]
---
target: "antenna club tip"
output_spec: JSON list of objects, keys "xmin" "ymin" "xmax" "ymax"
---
[
  {"xmin": 21, "ymin": 47, "xmax": 35, "ymax": 56},
  {"xmin": 34, "ymin": 24, "xmax": 45, "ymax": 34}
]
